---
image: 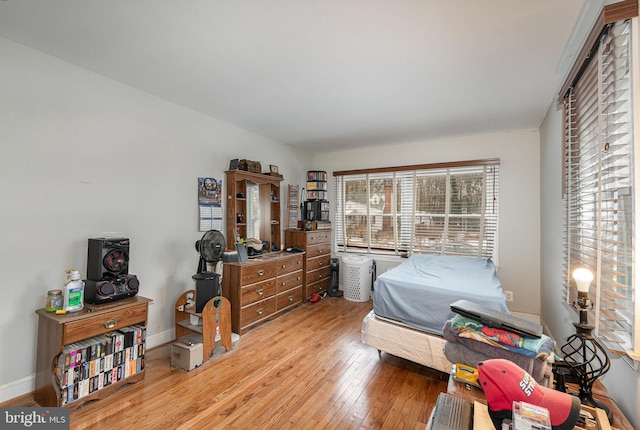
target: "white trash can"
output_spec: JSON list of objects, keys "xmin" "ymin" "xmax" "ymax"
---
[{"xmin": 341, "ymin": 255, "xmax": 373, "ymax": 302}]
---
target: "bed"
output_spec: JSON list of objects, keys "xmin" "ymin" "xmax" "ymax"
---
[{"xmin": 361, "ymin": 254, "xmax": 509, "ymax": 374}]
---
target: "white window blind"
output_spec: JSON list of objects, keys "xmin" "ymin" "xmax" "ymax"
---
[
  {"xmin": 563, "ymin": 19, "xmax": 637, "ymax": 358},
  {"xmin": 334, "ymin": 160, "xmax": 499, "ymax": 258}
]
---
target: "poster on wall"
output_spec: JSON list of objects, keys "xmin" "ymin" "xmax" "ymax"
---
[{"xmin": 198, "ymin": 177, "xmax": 223, "ymax": 232}]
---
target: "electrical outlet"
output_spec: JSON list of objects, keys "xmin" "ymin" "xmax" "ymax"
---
[{"xmin": 504, "ymin": 290, "xmax": 514, "ymax": 302}]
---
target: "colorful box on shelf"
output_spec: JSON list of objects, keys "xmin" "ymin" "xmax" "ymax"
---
[
  {"xmin": 307, "ymin": 171, "xmax": 327, "ymax": 181},
  {"xmin": 306, "ymin": 190, "xmax": 327, "ymax": 201},
  {"xmin": 306, "ymin": 180, "xmax": 327, "ymax": 191}
]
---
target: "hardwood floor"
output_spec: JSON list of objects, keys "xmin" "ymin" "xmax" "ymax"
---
[{"xmin": 4, "ymin": 298, "xmax": 448, "ymax": 429}]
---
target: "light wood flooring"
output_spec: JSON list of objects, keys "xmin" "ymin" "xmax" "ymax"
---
[{"xmin": 4, "ymin": 297, "xmax": 449, "ymax": 429}]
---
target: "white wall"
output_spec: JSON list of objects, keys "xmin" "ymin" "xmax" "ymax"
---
[
  {"xmin": 0, "ymin": 37, "xmax": 311, "ymax": 400},
  {"xmin": 540, "ymin": 103, "xmax": 640, "ymax": 428},
  {"xmin": 10, "ymin": 29, "xmax": 635, "ymax": 426},
  {"xmin": 313, "ymin": 130, "xmax": 541, "ymax": 315}
]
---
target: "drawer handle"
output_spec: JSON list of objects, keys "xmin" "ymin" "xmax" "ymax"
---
[
  {"xmin": 288, "ymin": 295, "xmax": 294, "ymax": 302},
  {"xmin": 281, "ymin": 264, "xmax": 286, "ymax": 269},
  {"xmin": 318, "ymin": 261, "xmax": 323, "ymax": 266},
  {"xmin": 103, "ymin": 318, "xmax": 119, "ymax": 329},
  {"xmin": 257, "ymin": 269, "xmax": 265, "ymax": 276},
  {"xmin": 257, "ymin": 289, "xmax": 264, "ymax": 295},
  {"xmin": 318, "ymin": 249, "xmax": 323, "ymax": 253},
  {"xmin": 256, "ymin": 308, "xmax": 264, "ymax": 315},
  {"xmin": 282, "ymin": 282, "xmax": 286, "ymax": 286}
]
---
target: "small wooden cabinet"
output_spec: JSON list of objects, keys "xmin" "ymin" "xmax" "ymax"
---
[
  {"xmin": 222, "ymin": 252, "xmax": 304, "ymax": 335},
  {"xmin": 34, "ymin": 296, "xmax": 151, "ymax": 410},
  {"xmin": 225, "ymin": 170, "xmax": 283, "ymax": 252},
  {"xmin": 285, "ymin": 229, "xmax": 332, "ymax": 299}
]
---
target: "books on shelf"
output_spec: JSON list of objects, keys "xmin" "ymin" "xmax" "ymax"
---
[{"xmin": 54, "ymin": 325, "xmax": 146, "ymax": 405}]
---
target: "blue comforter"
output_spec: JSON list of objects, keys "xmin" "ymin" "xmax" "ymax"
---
[{"xmin": 373, "ymin": 254, "xmax": 509, "ymax": 334}]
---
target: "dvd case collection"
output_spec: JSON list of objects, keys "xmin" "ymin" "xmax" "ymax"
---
[{"xmin": 54, "ymin": 325, "xmax": 146, "ymax": 405}]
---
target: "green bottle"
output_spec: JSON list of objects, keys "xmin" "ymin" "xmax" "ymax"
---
[{"xmin": 63, "ymin": 269, "xmax": 85, "ymax": 312}]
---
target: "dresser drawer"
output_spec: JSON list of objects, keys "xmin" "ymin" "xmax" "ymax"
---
[
  {"xmin": 63, "ymin": 303, "xmax": 147, "ymax": 345},
  {"xmin": 276, "ymin": 254, "xmax": 304, "ymax": 276},
  {"xmin": 240, "ymin": 278, "xmax": 276, "ymax": 306},
  {"xmin": 306, "ymin": 243, "xmax": 330, "ymax": 258},
  {"xmin": 241, "ymin": 297, "xmax": 277, "ymax": 328},
  {"xmin": 240, "ymin": 261, "xmax": 278, "ymax": 285},
  {"xmin": 276, "ymin": 286, "xmax": 302, "ymax": 311},
  {"xmin": 307, "ymin": 230, "xmax": 331, "ymax": 244},
  {"xmin": 307, "ymin": 255, "xmax": 331, "ymax": 271},
  {"xmin": 306, "ymin": 278, "xmax": 331, "ymax": 295},
  {"xmin": 277, "ymin": 270, "xmax": 303, "ymax": 292},
  {"xmin": 307, "ymin": 266, "xmax": 330, "ymax": 283}
]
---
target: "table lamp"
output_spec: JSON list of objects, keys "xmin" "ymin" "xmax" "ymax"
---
[{"xmin": 560, "ymin": 268, "xmax": 611, "ymax": 419}]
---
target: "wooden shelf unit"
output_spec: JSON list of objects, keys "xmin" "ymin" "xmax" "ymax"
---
[
  {"xmin": 174, "ymin": 291, "xmax": 232, "ymax": 360},
  {"xmin": 34, "ymin": 296, "xmax": 151, "ymax": 410},
  {"xmin": 225, "ymin": 170, "xmax": 284, "ymax": 253},
  {"xmin": 287, "ymin": 184, "xmax": 300, "ymax": 230}
]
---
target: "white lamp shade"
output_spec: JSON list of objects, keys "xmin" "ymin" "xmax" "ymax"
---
[{"xmin": 572, "ymin": 268, "xmax": 593, "ymax": 293}]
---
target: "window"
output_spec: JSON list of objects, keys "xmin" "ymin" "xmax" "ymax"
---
[
  {"xmin": 562, "ymin": 10, "xmax": 639, "ymax": 363},
  {"xmin": 334, "ymin": 159, "xmax": 499, "ymax": 258}
]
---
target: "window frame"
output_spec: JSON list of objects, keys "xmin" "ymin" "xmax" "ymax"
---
[
  {"xmin": 333, "ymin": 158, "xmax": 500, "ymax": 259},
  {"xmin": 560, "ymin": 0, "xmax": 640, "ymax": 366}
]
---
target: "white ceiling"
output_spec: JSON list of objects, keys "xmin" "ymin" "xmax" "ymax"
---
[{"xmin": 0, "ymin": 0, "xmax": 610, "ymax": 152}]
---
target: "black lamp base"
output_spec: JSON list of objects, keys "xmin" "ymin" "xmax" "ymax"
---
[
  {"xmin": 574, "ymin": 393, "xmax": 613, "ymax": 423},
  {"xmin": 560, "ymin": 320, "xmax": 613, "ymax": 424}
]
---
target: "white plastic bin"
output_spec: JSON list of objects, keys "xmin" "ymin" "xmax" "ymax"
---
[{"xmin": 342, "ymin": 255, "xmax": 373, "ymax": 302}]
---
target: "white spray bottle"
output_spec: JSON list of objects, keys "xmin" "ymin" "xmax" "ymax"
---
[{"xmin": 63, "ymin": 269, "xmax": 85, "ymax": 312}]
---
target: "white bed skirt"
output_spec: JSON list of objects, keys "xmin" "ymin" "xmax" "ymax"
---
[{"xmin": 361, "ymin": 310, "xmax": 452, "ymax": 374}]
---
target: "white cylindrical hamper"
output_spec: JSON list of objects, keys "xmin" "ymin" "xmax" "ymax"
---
[{"xmin": 341, "ymin": 255, "xmax": 373, "ymax": 302}]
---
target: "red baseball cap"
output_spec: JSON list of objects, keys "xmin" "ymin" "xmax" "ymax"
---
[{"xmin": 477, "ymin": 359, "xmax": 581, "ymax": 430}]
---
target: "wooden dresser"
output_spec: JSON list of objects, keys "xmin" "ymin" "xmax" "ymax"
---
[
  {"xmin": 222, "ymin": 252, "xmax": 304, "ymax": 335},
  {"xmin": 285, "ymin": 229, "xmax": 332, "ymax": 299}
]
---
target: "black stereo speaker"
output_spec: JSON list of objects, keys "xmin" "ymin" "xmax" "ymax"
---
[
  {"xmin": 84, "ymin": 275, "xmax": 140, "ymax": 304},
  {"xmin": 87, "ymin": 237, "xmax": 130, "ymax": 281}
]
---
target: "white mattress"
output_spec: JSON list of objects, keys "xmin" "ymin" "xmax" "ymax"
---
[{"xmin": 361, "ymin": 310, "xmax": 451, "ymax": 374}]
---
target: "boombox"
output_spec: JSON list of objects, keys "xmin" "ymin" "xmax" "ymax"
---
[
  {"xmin": 85, "ymin": 237, "xmax": 139, "ymax": 303},
  {"xmin": 84, "ymin": 275, "xmax": 140, "ymax": 304}
]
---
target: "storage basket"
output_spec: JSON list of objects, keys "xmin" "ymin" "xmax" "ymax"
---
[{"xmin": 342, "ymin": 255, "xmax": 373, "ymax": 302}]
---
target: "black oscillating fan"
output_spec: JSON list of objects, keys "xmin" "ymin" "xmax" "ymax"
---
[
  {"xmin": 193, "ymin": 230, "xmax": 226, "ymax": 312},
  {"xmin": 195, "ymin": 229, "xmax": 226, "ymax": 274}
]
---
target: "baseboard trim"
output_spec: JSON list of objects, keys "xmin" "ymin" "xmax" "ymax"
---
[{"xmin": 0, "ymin": 375, "xmax": 34, "ymax": 403}]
